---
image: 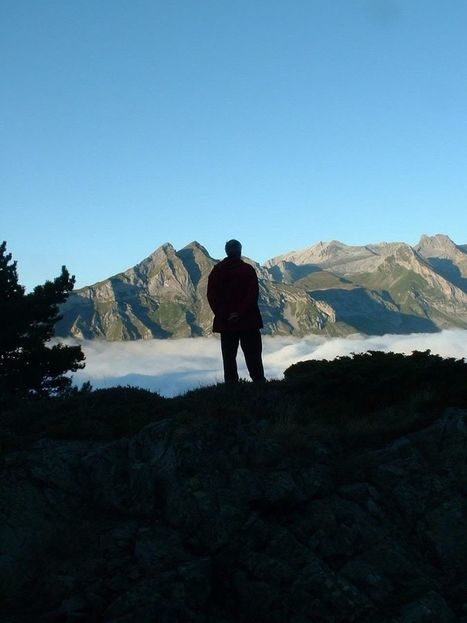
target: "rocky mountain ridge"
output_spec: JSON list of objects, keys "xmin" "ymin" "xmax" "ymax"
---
[{"xmin": 56, "ymin": 234, "xmax": 467, "ymax": 340}]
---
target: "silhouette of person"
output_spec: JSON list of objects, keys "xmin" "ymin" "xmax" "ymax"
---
[{"xmin": 207, "ymin": 239, "xmax": 266, "ymax": 383}]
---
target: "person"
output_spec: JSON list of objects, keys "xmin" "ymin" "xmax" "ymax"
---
[{"xmin": 207, "ymin": 239, "xmax": 266, "ymax": 383}]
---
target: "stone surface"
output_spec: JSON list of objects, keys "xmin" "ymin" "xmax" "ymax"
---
[{"xmin": 1, "ymin": 408, "xmax": 467, "ymax": 621}]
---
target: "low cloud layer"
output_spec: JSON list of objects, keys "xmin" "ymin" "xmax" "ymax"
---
[{"xmin": 69, "ymin": 329, "xmax": 467, "ymax": 397}]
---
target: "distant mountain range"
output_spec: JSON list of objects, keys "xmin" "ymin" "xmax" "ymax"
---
[{"xmin": 56, "ymin": 234, "xmax": 467, "ymax": 340}]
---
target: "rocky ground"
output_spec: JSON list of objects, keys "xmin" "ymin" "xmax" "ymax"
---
[{"xmin": 1, "ymin": 352, "xmax": 467, "ymax": 622}]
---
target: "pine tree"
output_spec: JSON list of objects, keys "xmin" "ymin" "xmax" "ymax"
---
[{"xmin": 0, "ymin": 241, "xmax": 85, "ymax": 397}]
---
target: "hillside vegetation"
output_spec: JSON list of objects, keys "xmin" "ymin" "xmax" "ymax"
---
[
  {"xmin": 1, "ymin": 351, "xmax": 467, "ymax": 622},
  {"xmin": 2, "ymin": 350, "xmax": 466, "ymax": 454}
]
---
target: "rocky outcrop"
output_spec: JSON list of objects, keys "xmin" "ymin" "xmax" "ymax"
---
[
  {"xmin": 415, "ymin": 234, "xmax": 467, "ymax": 294},
  {"xmin": 2, "ymin": 407, "xmax": 467, "ymax": 622},
  {"xmin": 55, "ymin": 234, "xmax": 467, "ymax": 341}
]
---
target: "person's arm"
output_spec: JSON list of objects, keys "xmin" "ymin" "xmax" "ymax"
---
[{"xmin": 207, "ymin": 268, "xmax": 222, "ymax": 316}]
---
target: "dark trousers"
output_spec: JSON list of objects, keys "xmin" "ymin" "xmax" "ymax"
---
[{"xmin": 220, "ymin": 330, "xmax": 266, "ymax": 383}]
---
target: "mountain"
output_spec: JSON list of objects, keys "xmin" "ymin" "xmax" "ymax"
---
[
  {"xmin": 415, "ymin": 234, "xmax": 467, "ymax": 293},
  {"xmin": 267, "ymin": 236, "xmax": 467, "ymax": 335},
  {"xmin": 57, "ymin": 242, "xmax": 216, "ymax": 340},
  {"xmin": 56, "ymin": 234, "xmax": 467, "ymax": 340},
  {"xmin": 56, "ymin": 241, "xmax": 334, "ymax": 340}
]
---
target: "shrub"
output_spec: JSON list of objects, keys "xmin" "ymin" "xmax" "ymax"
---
[{"xmin": 284, "ymin": 350, "xmax": 467, "ymax": 414}]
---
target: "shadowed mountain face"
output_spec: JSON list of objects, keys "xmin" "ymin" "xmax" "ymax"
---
[
  {"xmin": 56, "ymin": 235, "xmax": 467, "ymax": 340},
  {"xmin": 415, "ymin": 234, "xmax": 467, "ymax": 294}
]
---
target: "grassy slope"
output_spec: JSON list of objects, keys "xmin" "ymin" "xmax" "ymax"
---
[
  {"xmin": 2, "ymin": 351, "xmax": 466, "ymax": 459},
  {"xmin": 295, "ymin": 270, "xmax": 355, "ymax": 291}
]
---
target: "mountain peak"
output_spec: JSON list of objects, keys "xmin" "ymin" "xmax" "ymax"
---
[
  {"xmin": 181, "ymin": 241, "xmax": 210, "ymax": 255},
  {"xmin": 156, "ymin": 242, "xmax": 176, "ymax": 253},
  {"xmin": 415, "ymin": 234, "xmax": 458, "ymax": 258},
  {"xmin": 130, "ymin": 243, "xmax": 176, "ymax": 276},
  {"xmin": 418, "ymin": 233, "xmax": 454, "ymax": 245},
  {"xmin": 143, "ymin": 242, "xmax": 176, "ymax": 261}
]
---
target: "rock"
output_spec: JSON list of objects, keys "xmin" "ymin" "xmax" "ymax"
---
[
  {"xmin": 1, "ymin": 407, "xmax": 467, "ymax": 622},
  {"xmin": 342, "ymin": 558, "xmax": 394, "ymax": 602},
  {"xmin": 419, "ymin": 496, "xmax": 467, "ymax": 573},
  {"xmin": 397, "ymin": 591, "xmax": 457, "ymax": 623}
]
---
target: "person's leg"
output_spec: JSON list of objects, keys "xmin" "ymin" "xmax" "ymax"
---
[
  {"xmin": 220, "ymin": 332, "xmax": 240, "ymax": 382},
  {"xmin": 240, "ymin": 330, "xmax": 266, "ymax": 382}
]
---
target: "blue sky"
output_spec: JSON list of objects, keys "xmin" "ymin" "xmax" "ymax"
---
[{"xmin": 2, "ymin": 0, "xmax": 467, "ymax": 290}]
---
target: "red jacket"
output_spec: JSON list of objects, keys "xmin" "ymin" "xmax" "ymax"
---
[{"xmin": 207, "ymin": 257, "xmax": 263, "ymax": 333}]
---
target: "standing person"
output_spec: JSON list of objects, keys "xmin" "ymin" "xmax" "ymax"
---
[{"xmin": 207, "ymin": 239, "xmax": 266, "ymax": 383}]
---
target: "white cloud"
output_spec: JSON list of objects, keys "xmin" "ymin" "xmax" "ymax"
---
[{"xmin": 68, "ymin": 330, "xmax": 467, "ymax": 397}]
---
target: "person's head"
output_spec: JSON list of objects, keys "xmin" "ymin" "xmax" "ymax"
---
[{"xmin": 225, "ymin": 239, "xmax": 242, "ymax": 258}]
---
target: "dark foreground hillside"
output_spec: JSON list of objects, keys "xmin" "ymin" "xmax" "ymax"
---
[{"xmin": 1, "ymin": 351, "xmax": 467, "ymax": 623}]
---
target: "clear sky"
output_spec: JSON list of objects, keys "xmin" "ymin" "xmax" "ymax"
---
[{"xmin": 2, "ymin": 0, "xmax": 467, "ymax": 290}]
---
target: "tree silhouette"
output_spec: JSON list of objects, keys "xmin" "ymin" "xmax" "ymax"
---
[{"xmin": 0, "ymin": 241, "xmax": 85, "ymax": 398}]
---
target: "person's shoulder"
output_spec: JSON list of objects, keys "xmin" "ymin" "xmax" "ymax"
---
[
  {"xmin": 210, "ymin": 258, "xmax": 228, "ymax": 274},
  {"xmin": 240, "ymin": 259, "xmax": 255, "ymax": 269},
  {"xmin": 240, "ymin": 261, "xmax": 258, "ymax": 275}
]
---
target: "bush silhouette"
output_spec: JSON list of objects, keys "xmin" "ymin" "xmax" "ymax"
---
[{"xmin": 284, "ymin": 350, "xmax": 467, "ymax": 415}]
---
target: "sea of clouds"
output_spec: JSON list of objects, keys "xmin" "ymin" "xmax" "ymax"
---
[{"xmin": 69, "ymin": 329, "xmax": 467, "ymax": 398}]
